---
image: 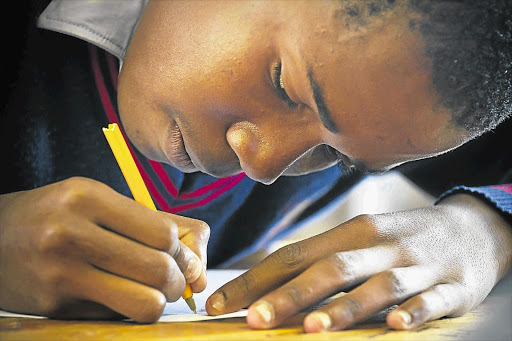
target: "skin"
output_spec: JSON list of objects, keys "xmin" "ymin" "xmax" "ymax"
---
[
  {"xmin": 115, "ymin": 0, "xmax": 512, "ymax": 331},
  {"xmin": 206, "ymin": 194, "xmax": 512, "ymax": 332},
  {"xmin": 0, "ymin": 0, "xmax": 510, "ymax": 330},
  {"xmin": 118, "ymin": 0, "xmax": 467, "ymax": 184},
  {"xmin": 0, "ymin": 177, "xmax": 209, "ymax": 322}
]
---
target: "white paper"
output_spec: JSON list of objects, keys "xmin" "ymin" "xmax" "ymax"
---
[
  {"xmin": 0, "ymin": 310, "xmax": 46, "ymax": 319},
  {"xmin": 0, "ymin": 269, "xmax": 248, "ymax": 322},
  {"xmin": 159, "ymin": 269, "xmax": 248, "ymax": 321}
]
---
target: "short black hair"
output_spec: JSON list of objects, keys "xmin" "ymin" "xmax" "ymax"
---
[{"xmin": 410, "ymin": 0, "xmax": 512, "ymax": 136}]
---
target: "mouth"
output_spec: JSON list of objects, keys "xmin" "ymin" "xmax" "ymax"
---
[{"xmin": 164, "ymin": 121, "xmax": 197, "ymax": 172}]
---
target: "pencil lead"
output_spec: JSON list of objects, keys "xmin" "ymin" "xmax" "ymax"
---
[{"xmin": 185, "ymin": 297, "xmax": 197, "ymax": 314}]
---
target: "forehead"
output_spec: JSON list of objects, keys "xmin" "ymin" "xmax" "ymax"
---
[{"xmin": 278, "ymin": 2, "xmax": 462, "ymax": 166}]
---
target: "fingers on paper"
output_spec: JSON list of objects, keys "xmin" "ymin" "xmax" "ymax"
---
[
  {"xmin": 245, "ymin": 247, "xmax": 396, "ymax": 329},
  {"xmin": 45, "ymin": 300, "xmax": 124, "ymax": 321},
  {"xmin": 205, "ymin": 241, "xmax": 314, "ymax": 315},
  {"xmin": 302, "ymin": 266, "xmax": 438, "ymax": 332},
  {"xmin": 77, "ymin": 265, "xmax": 167, "ymax": 323},
  {"xmin": 37, "ymin": 260, "xmax": 166, "ymax": 323},
  {"xmin": 205, "ymin": 215, "xmax": 382, "ymax": 316},
  {"xmin": 387, "ymin": 283, "xmax": 469, "ymax": 330}
]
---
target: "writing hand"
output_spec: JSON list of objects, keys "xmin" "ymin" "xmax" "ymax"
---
[
  {"xmin": 206, "ymin": 193, "xmax": 512, "ymax": 332},
  {"xmin": 0, "ymin": 177, "xmax": 209, "ymax": 322}
]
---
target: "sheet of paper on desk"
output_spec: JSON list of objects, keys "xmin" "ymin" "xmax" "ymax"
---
[
  {"xmin": 0, "ymin": 269, "xmax": 248, "ymax": 322},
  {"xmin": 159, "ymin": 269, "xmax": 248, "ymax": 322}
]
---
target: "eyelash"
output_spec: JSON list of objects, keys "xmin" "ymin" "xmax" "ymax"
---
[
  {"xmin": 326, "ymin": 146, "xmax": 353, "ymax": 171},
  {"xmin": 326, "ymin": 145, "xmax": 343, "ymax": 162},
  {"xmin": 273, "ymin": 63, "xmax": 298, "ymax": 109}
]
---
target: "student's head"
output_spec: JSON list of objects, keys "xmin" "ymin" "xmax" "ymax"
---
[{"xmin": 118, "ymin": 0, "xmax": 511, "ymax": 184}]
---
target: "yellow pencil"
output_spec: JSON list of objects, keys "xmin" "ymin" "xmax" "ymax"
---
[{"xmin": 103, "ymin": 123, "xmax": 196, "ymax": 314}]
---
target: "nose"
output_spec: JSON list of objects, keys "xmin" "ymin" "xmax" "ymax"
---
[{"xmin": 226, "ymin": 121, "xmax": 316, "ymax": 184}]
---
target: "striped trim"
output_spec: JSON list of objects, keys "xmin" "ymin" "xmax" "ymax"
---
[
  {"xmin": 89, "ymin": 44, "xmax": 245, "ymax": 213},
  {"xmin": 492, "ymin": 184, "xmax": 512, "ymax": 195},
  {"xmin": 170, "ymin": 173, "xmax": 246, "ymax": 214},
  {"xmin": 149, "ymin": 161, "xmax": 179, "ymax": 198},
  {"xmin": 437, "ymin": 184, "xmax": 512, "ymax": 216},
  {"xmin": 105, "ymin": 52, "xmax": 119, "ymax": 90}
]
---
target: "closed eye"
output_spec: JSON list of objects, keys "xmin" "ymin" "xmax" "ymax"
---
[
  {"xmin": 325, "ymin": 145, "xmax": 345, "ymax": 165},
  {"xmin": 272, "ymin": 62, "xmax": 298, "ymax": 109},
  {"xmin": 327, "ymin": 146, "xmax": 381, "ymax": 175}
]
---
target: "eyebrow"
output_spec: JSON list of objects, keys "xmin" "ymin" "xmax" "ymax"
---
[{"xmin": 307, "ymin": 68, "xmax": 340, "ymax": 134}]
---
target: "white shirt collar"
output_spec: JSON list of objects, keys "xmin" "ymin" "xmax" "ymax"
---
[{"xmin": 37, "ymin": 0, "xmax": 148, "ymax": 60}]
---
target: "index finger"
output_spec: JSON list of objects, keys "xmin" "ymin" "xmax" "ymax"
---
[
  {"xmin": 171, "ymin": 214, "xmax": 210, "ymax": 292},
  {"xmin": 206, "ymin": 242, "xmax": 320, "ymax": 315},
  {"xmin": 64, "ymin": 177, "xmax": 182, "ymax": 252}
]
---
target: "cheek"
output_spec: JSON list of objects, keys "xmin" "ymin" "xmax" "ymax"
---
[{"xmin": 117, "ymin": 66, "xmax": 161, "ymax": 160}]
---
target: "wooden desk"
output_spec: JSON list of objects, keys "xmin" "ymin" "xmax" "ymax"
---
[{"xmin": 1, "ymin": 272, "xmax": 510, "ymax": 341}]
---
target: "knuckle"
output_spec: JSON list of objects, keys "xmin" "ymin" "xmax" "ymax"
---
[
  {"xmin": 37, "ymin": 269, "xmax": 69, "ymax": 314},
  {"xmin": 164, "ymin": 275, "xmax": 186, "ymax": 303},
  {"xmin": 446, "ymin": 284, "xmax": 473, "ymax": 316},
  {"xmin": 432, "ymin": 284, "xmax": 454, "ymax": 307},
  {"xmin": 193, "ymin": 219, "xmax": 210, "ymax": 234},
  {"xmin": 352, "ymin": 213, "xmax": 374, "ymax": 225},
  {"xmin": 45, "ymin": 268, "xmax": 66, "ymax": 290},
  {"xmin": 160, "ymin": 217, "xmax": 178, "ymax": 251},
  {"xmin": 135, "ymin": 291, "xmax": 166, "ymax": 323},
  {"xmin": 37, "ymin": 296, "xmax": 60, "ymax": 317},
  {"xmin": 237, "ymin": 271, "xmax": 257, "ymax": 293},
  {"xmin": 411, "ymin": 295, "xmax": 431, "ymax": 321},
  {"xmin": 338, "ymin": 295, "xmax": 361, "ymax": 320},
  {"xmin": 196, "ymin": 221, "xmax": 211, "ymax": 240},
  {"xmin": 281, "ymin": 286, "xmax": 312, "ymax": 307},
  {"xmin": 381, "ymin": 269, "xmax": 408, "ymax": 299},
  {"xmin": 153, "ymin": 252, "xmax": 175, "ymax": 289},
  {"xmin": 38, "ymin": 222, "xmax": 72, "ymax": 254},
  {"xmin": 273, "ymin": 243, "xmax": 306, "ymax": 270},
  {"xmin": 54, "ymin": 177, "xmax": 95, "ymax": 209},
  {"xmin": 153, "ymin": 252, "xmax": 185, "ymax": 302},
  {"xmin": 351, "ymin": 214, "xmax": 378, "ymax": 231},
  {"xmin": 327, "ymin": 252, "xmax": 358, "ymax": 284},
  {"xmin": 171, "ymin": 242, "xmax": 184, "ymax": 265},
  {"xmin": 349, "ymin": 214, "xmax": 381, "ymax": 240}
]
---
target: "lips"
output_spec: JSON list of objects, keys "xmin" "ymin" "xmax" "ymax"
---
[{"xmin": 165, "ymin": 122, "xmax": 197, "ymax": 172}]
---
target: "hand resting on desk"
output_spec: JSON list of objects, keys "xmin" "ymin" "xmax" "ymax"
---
[
  {"xmin": 0, "ymin": 177, "xmax": 209, "ymax": 322},
  {"xmin": 206, "ymin": 194, "xmax": 512, "ymax": 333}
]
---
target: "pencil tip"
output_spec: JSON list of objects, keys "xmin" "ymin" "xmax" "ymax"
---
[{"xmin": 185, "ymin": 297, "xmax": 197, "ymax": 314}]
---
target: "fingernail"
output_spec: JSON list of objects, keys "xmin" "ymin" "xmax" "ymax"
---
[
  {"xmin": 307, "ymin": 312, "xmax": 332, "ymax": 331},
  {"xmin": 210, "ymin": 292, "xmax": 225, "ymax": 312},
  {"xmin": 395, "ymin": 309, "xmax": 412, "ymax": 326},
  {"xmin": 252, "ymin": 301, "xmax": 274, "ymax": 327},
  {"xmin": 185, "ymin": 258, "xmax": 199, "ymax": 279}
]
